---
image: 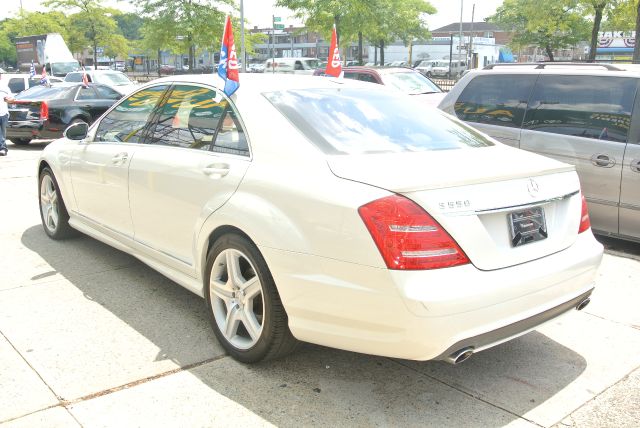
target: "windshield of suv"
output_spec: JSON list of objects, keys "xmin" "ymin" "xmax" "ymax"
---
[
  {"xmin": 51, "ymin": 61, "xmax": 80, "ymax": 75},
  {"xmin": 381, "ymin": 72, "xmax": 442, "ymax": 95},
  {"xmin": 94, "ymin": 72, "xmax": 133, "ymax": 85},
  {"xmin": 265, "ymin": 88, "xmax": 493, "ymax": 155}
]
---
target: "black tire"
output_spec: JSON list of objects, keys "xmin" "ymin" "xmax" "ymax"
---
[
  {"xmin": 38, "ymin": 167, "xmax": 78, "ymax": 240},
  {"xmin": 426, "ymin": 71, "xmax": 432, "ymax": 77},
  {"xmin": 12, "ymin": 138, "xmax": 31, "ymax": 145},
  {"xmin": 204, "ymin": 233, "xmax": 298, "ymax": 363}
]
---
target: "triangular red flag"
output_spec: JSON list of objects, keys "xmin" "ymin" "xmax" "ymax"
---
[{"xmin": 325, "ymin": 25, "xmax": 342, "ymax": 77}]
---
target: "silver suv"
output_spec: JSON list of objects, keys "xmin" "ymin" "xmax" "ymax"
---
[{"xmin": 439, "ymin": 63, "xmax": 640, "ymax": 242}]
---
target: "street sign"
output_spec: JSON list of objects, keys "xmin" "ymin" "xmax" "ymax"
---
[
  {"xmin": 273, "ymin": 16, "xmax": 281, "ymax": 22},
  {"xmin": 274, "ymin": 24, "xmax": 285, "ymax": 30}
]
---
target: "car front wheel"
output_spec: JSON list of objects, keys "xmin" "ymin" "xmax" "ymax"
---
[
  {"xmin": 39, "ymin": 167, "xmax": 77, "ymax": 239},
  {"xmin": 205, "ymin": 233, "xmax": 298, "ymax": 363}
]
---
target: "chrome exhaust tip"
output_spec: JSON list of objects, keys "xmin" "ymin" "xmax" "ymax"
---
[
  {"xmin": 445, "ymin": 347, "xmax": 474, "ymax": 365},
  {"xmin": 576, "ymin": 297, "xmax": 591, "ymax": 311}
]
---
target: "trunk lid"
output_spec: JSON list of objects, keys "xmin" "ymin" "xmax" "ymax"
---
[
  {"xmin": 328, "ymin": 145, "xmax": 582, "ymax": 271},
  {"xmin": 8, "ymin": 100, "xmax": 43, "ymax": 121}
]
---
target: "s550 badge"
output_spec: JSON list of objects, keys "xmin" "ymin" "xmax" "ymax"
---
[{"xmin": 439, "ymin": 200, "xmax": 471, "ymax": 210}]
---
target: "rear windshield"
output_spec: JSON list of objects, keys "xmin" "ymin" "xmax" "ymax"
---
[
  {"xmin": 65, "ymin": 73, "xmax": 83, "ymax": 82},
  {"xmin": 264, "ymin": 88, "xmax": 493, "ymax": 154},
  {"xmin": 381, "ymin": 72, "xmax": 442, "ymax": 95},
  {"xmin": 15, "ymin": 85, "xmax": 74, "ymax": 100}
]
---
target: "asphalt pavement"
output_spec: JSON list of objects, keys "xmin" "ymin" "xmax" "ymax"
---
[{"xmin": 1, "ymin": 141, "xmax": 639, "ymax": 428}]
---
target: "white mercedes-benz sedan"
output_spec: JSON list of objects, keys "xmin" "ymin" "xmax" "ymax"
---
[{"xmin": 37, "ymin": 74, "xmax": 603, "ymax": 364}]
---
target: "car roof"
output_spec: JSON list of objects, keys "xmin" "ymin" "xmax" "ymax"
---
[
  {"xmin": 478, "ymin": 63, "xmax": 640, "ymax": 78},
  {"xmin": 342, "ymin": 66, "xmax": 414, "ymax": 75},
  {"xmin": 144, "ymin": 73, "xmax": 381, "ymax": 94},
  {"xmin": 68, "ymin": 70, "xmax": 124, "ymax": 74}
]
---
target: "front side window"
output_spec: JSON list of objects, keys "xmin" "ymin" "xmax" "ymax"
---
[
  {"xmin": 523, "ymin": 75, "xmax": 636, "ymax": 143},
  {"xmin": 265, "ymin": 88, "xmax": 493, "ymax": 155},
  {"xmin": 94, "ymin": 84, "xmax": 169, "ymax": 143},
  {"xmin": 76, "ymin": 86, "xmax": 98, "ymax": 100},
  {"xmin": 454, "ymin": 74, "xmax": 537, "ymax": 128},
  {"xmin": 94, "ymin": 85, "xmax": 122, "ymax": 100},
  {"xmin": 146, "ymin": 84, "xmax": 247, "ymax": 154}
]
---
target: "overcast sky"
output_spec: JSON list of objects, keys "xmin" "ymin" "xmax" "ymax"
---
[{"xmin": 2, "ymin": 0, "xmax": 504, "ymax": 31}]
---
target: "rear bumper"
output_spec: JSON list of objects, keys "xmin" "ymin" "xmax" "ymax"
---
[
  {"xmin": 7, "ymin": 120, "xmax": 60, "ymax": 141},
  {"xmin": 261, "ymin": 231, "xmax": 603, "ymax": 361}
]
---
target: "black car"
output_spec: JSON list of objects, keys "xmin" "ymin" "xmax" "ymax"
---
[{"xmin": 7, "ymin": 82, "xmax": 122, "ymax": 145}]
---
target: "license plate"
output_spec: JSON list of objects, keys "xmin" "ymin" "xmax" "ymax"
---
[{"xmin": 509, "ymin": 206, "xmax": 547, "ymax": 247}]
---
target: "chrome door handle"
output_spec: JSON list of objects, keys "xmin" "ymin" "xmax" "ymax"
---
[
  {"xmin": 590, "ymin": 153, "xmax": 615, "ymax": 168},
  {"xmin": 111, "ymin": 152, "xmax": 129, "ymax": 165},
  {"xmin": 203, "ymin": 163, "xmax": 230, "ymax": 178},
  {"xmin": 630, "ymin": 159, "xmax": 640, "ymax": 173}
]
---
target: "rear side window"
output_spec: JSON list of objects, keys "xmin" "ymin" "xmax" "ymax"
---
[
  {"xmin": 265, "ymin": 88, "xmax": 493, "ymax": 155},
  {"xmin": 94, "ymin": 85, "xmax": 121, "ymax": 100},
  {"xmin": 94, "ymin": 85, "xmax": 168, "ymax": 143},
  {"xmin": 523, "ymin": 75, "xmax": 636, "ymax": 143},
  {"xmin": 454, "ymin": 74, "xmax": 537, "ymax": 128}
]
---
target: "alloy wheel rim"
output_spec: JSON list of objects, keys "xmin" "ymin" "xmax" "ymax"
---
[
  {"xmin": 40, "ymin": 175, "xmax": 59, "ymax": 233},
  {"xmin": 210, "ymin": 248, "xmax": 264, "ymax": 350}
]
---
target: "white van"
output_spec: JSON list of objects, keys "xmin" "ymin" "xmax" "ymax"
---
[
  {"xmin": 0, "ymin": 73, "xmax": 63, "ymax": 96},
  {"xmin": 263, "ymin": 57, "xmax": 321, "ymax": 75},
  {"xmin": 430, "ymin": 60, "xmax": 467, "ymax": 79}
]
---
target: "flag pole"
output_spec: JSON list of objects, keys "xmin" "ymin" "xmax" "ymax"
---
[{"xmin": 240, "ymin": 0, "xmax": 246, "ymax": 73}]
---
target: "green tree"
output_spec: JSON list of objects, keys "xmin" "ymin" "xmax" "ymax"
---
[
  {"xmin": 45, "ymin": 0, "xmax": 129, "ymax": 67},
  {"xmin": 2, "ymin": 11, "xmax": 69, "ymax": 38},
  {"xmin": 603, "ymin": 0, "xmax": 637, "ymax": 29},
  {"xmin": 136, "ymin": 0, "xmax": 233, "ymax": 70},
  {"xmin": 0, "ymin": 31, "xmax": 17, "ymax": 65},
  {"xmin": 365, "ymin": 0, "xmax": 435, "ymax": 65},
  {"xmin": 0, "ymin": 11, "xmax": 70, "ymax": 67},
  {"xmin": 635, "ymin": 1, "xmax": 640, "ymax": 62},
  {"xmin": 276, "ymin": 0, "xmax": 434, "ymax": 65},
  {"xmin": 114, "ymin": 12, "xmax": 144, "ymax": 40},
  {"xmin": 490, "ymin": 0, "xmax": 589, "ymax": 61},
  {"xmin": 579, "ymin": 1, "xmax": 620, "ymax": 61}
]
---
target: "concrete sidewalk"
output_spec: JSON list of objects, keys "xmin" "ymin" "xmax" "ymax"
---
[{"xmin": 1, "ymin": 142, "xmax": 639, "ymax": 427}]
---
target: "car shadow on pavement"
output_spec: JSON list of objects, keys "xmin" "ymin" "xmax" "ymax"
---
[{"xmin": 21, "ymin": 225, "xmax": 587, "ymax": 426}]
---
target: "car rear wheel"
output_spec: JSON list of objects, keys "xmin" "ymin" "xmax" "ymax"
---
[
  {"xmin": 39, "ymin": 167, "xmax": 77, "ymax": 239},
  {"xmin": 205, "ymin": 233, "xmax": 298, "ymax": 363},
  {"xmin": 12, "ymin": 138, "xmax": 31, "ymax": 145}
]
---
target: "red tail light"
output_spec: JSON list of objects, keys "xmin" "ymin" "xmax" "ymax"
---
[
  {"xmin": 40, "ymin": 101, "xmax": 49, "ymax": 121},
  {"xmin": 578, "ymin": 193, "xmax": 591, "ymax": 233},
  {"xmin": 358, "ymin": 195, "xmax": 470, "ymax": 270}
]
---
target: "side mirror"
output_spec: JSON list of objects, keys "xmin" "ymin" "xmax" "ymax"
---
[{"xmin": 64, "ymin": 121, "xmax": 88, "ymax": 140}]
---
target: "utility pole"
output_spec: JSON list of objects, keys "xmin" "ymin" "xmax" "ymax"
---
[
  {"xmin": 469, "ymin": 3, "xmax": 475, "ymax": 69},
  {"xmin": 271, "ymin": 15, "xmax": 275, "ymax": 74},
  {"xmin": 458, "ymin": 0, "xmax": 464, "ymax": 71},
  {"xmin": 240, "ymin": 0, "xmax": 246, "ymax": 72}
]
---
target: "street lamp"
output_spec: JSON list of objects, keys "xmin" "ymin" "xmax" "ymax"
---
[{"xmin": 240, "ymin": 0, "xmax": 246, "ymax": 73}]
